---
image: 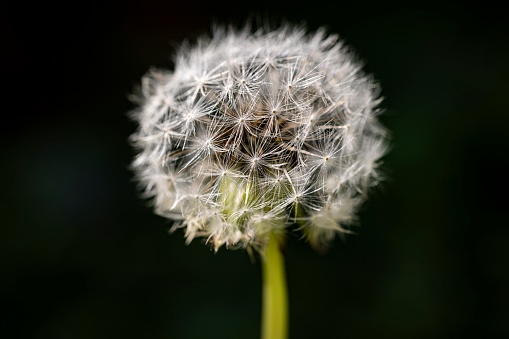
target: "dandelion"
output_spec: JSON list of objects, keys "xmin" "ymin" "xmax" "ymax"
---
[{"xmin": 130, "ymin": 24, "xmax": 388, "ymax": 339}]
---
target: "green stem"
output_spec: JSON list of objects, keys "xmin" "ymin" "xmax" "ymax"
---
[{"xmin": 261, "ymin": 232, "xmax": 288, "ymax": 339}]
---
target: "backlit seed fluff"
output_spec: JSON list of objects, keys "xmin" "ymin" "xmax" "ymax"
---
[{"xmin": 130, "ymin": 25, "xmax": 388, "ymax": 251}]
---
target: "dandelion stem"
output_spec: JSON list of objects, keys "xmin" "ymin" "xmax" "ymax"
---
[{"xmin": 261, "ymin": 232, "xmax": 288, "ymax": 339}]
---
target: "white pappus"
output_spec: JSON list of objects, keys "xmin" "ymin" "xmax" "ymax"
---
[{"xmin": 130, "ymin": 24, "xmax": 388, "ymax": 252}]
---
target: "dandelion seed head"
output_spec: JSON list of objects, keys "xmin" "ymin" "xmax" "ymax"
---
[{"xmin": 130, "ymin": 24, "xmax": 388, "ymax": 251}]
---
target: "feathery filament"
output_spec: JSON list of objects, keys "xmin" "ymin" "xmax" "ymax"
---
[{"xmin": 130, "ymin": 25, "xmax": 388, "ymax": 251}]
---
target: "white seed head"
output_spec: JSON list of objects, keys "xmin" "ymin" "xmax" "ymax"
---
[{"xmin": 130, "ymin": 24, "xmax": 388, "ymax": 251}]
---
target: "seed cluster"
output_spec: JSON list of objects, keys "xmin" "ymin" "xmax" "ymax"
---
[{"xmin": 130, "ymin": 26, "xmax": 387, "ymax": 251}]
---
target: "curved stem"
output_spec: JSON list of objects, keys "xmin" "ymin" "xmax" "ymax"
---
[{"xmin": 261, "ymin": 233, "xmax": 288, "ymax": 339}]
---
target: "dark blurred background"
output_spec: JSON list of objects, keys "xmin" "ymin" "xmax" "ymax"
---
[{"xmin": 2, "ymin": 1, "xmax": 509, "ymax": 338}]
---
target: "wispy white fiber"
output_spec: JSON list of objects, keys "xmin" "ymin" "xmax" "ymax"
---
[{"xmin": 130, "ymin": 24, "xmax": 388, "ymax": 251}]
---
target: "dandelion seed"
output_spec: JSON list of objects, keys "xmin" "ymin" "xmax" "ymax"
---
[{"xmin": 130, "ymin": 24, "xmax": 388, "ymax": 252}]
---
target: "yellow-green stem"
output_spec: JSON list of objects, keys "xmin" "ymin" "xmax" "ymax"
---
[{"xmin": 261, "ymin": 232, "xmax": 288, "ymax": 339}]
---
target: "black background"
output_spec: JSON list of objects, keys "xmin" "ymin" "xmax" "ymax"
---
[{"xmin": 3, "ymin": 1, "xmax": 509, "ymax": 338}]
